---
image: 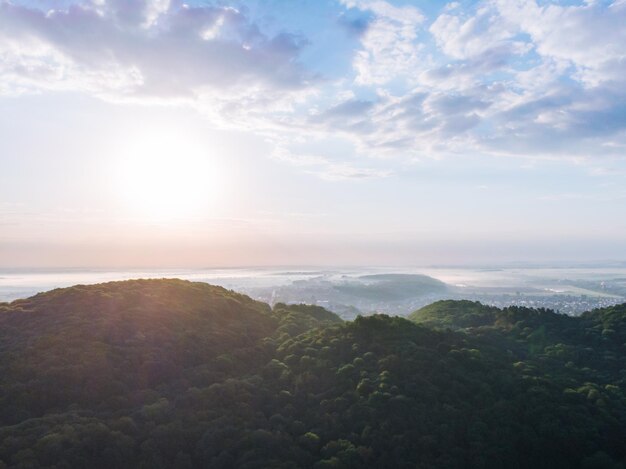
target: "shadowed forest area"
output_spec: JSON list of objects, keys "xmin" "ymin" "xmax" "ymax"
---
[{"xmin": 0, "ymin": 279, "xmax": 624, "ymax": 468}]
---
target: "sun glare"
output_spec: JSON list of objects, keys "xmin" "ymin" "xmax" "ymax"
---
[{"xmin": 116, "ymin": 131, "xmax": 221, "ymax": 222}]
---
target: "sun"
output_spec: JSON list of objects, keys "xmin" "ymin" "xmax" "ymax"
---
[{"xmin": 116, "ymin": 130, "xmax": 220, "ymax": 222}]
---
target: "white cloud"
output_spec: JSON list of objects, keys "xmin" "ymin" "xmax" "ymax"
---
[
  {"xmin": 90, "ymin": 0, "xmax": 171, "ymax": 28},
  {"xmin": 143, "ymin": 0, "xmax": 170, "ymax": 27},
  {"xmin": 0, "ymin": 1, "xmax": 312, "ymax": 100},
  {"xmin": 495, "ymin": 0, "xmax": 626, "ymax": 87},
  {"xmin": 430, "ymin": 5, "xmax": 517, "ymax": 60},
  {"xmin": 0, "ymin": 0, "xmax": 625, "ymax": 174},
  {"xmin": 316, "ymin": 0, "xmax": 626, "ymax": 161},
  {"xmin": 340, "ymin": 0, "xmax": 426, "ymax": 85}
]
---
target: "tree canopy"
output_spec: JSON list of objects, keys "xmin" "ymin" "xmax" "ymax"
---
[{"xmin": 0, "ymin": 280, "xmax": 624, "ymax": 468}]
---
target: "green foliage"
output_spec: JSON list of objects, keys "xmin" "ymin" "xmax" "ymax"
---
[
  {"xmin": 274, "ymin": 303, "xmax": 343, "ymax": 324},
  {"xmin": 409, "ymin": 299, "xmax": 500, "ymax": 329},
  {"xmin": 0, "ymin": 283, "xmax": 625, "ymax": 468},
  {"xmin": 334, "ymin": 274, "xmax": 447, "ymax": 301}
]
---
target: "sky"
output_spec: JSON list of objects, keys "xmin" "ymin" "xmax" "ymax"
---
[{"xmin": 1, "ymin": 0, "xmax": 626, "ymax": 268}]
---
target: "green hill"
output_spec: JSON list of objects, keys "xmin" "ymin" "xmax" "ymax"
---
[
  {"xmin": 333, "ymin": 274, "xmax": 447, "ymax": 301},
  {"xmin": 0, "ymin": 279, "xmax": 277, "ymax": 422},
  {"xmin": 0, "ymin": 282, "xmax": 625, "ymax": 468},
  {"xmin": 409, "ymin": 299, "xmax": 499, "ymax": 329}
]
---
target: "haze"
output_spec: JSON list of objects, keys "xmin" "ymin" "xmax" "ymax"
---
[{"xmin": 1, "ymin": 0, "xmax": 626, "ymax": 268}]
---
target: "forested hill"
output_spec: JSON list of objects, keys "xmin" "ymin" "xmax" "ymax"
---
[
  {"xmin": 0, "ymin": 280, "xmax": 625, "ymax": 468},
  {"xmin": 410, "ymin": 299, "xmax": 626, "ymax": 358}
]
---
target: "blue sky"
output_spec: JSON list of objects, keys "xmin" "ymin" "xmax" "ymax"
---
[{"xmin": 1, "ymin": 0, "xmax": 625, "ymax": 267}]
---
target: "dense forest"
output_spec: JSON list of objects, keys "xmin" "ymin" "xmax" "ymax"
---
[{"xmin": 0, "ymin": 279, "xmax": 624, "ymax": 468}]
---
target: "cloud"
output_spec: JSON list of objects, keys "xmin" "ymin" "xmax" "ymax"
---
[
  {"xmin": 271, "ymin": 145, "xmax": 391, "ymax": 181},
  {"xmin": 309, "ymin": 98, "xmax": 376, "ymax": 135},
  {"xmin": 0, "ymin": 0, "xmax": 625, "ymax": 172},
  {"xmin": 495, "ymin": 0, "xmax": 626, "ymax": 87},
  {"xmin": 430, "ymin": 5, "xmax": 518, "ymax": 61},
  {"xmin": 0, "ymin": 1, "xmax": 312, "ymax": 99},
  {"xmin": 314, "ymin": 0, "xmax": 626, "ymax": 161},
  {"xmin": 306, "ymin": 87, "xmax": 497, "ymax": 159},
  {"xmin": 340, "ymin": 0, "xmax": 425, "ymax": 85}
]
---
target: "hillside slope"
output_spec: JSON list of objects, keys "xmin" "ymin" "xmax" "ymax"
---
[
  {"xmin": 0, "ymin": 280, "xmax": 277, "ymax": 423},
  {"xmin": 0, "ymin": 282, "xmax": 624, "ymax": 468}
]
